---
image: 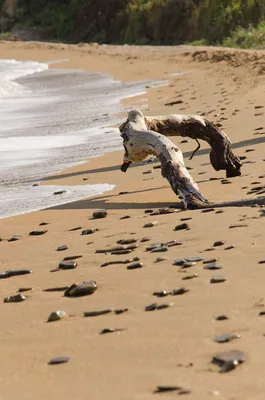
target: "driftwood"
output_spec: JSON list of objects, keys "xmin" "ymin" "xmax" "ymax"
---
[
  {"xmin": 119, "ymin": 109, "xmax": 209, "ymax": 209},
  {"xmin": 119, "ymin": 109, "xmax": 265, "ymax": 210},
  {"xmin": 120, "ymin": 111, "xmax": 242, "ymax": 178}
]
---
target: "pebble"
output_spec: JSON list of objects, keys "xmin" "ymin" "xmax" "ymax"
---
[
  {"xmin": 204, "ymin": 263, "xmax": 223, "ymax": 270},
  {"xmin": 119, "ymin": 191, "xmax": 129, "ymax": 195},
  {"xmin": 39, "ymin": 222, "xmax": 49, "ymax": 226},
  {"xmin": 174, "ymin": 223, "xmax": 190, "ymax": 231},
  {"xmin": 64, "ymin": 281, "xmax": 97, "ymax": 297},
  {"xmin": 120, "ymin": 215, "xmax": 131, "ymax": 220},
  {"xmin": 69, "ymin": 226, "xmax": 82, "ymax": 231},
  {"xmin": 63, "ymin": 255, "xmax": 82, "ymax": 261},
  {"xmin": 0, "ymin": 269, "xmax": 32, "ymax": 279},
  {"xmin": 101, "ymin": 257, "xmax": 140, "ymax": 267},
  {"xmin": 29, "ymin": 230, "xmax": 47, "ymax": 236},
  {"xmin": 111, "ymin": 250, "xmax": 132, "ymax": 255},
  {"xmin": 127, "ymin": 262, "xmax": 143, "ymax": 270},
  {"xmin": 213, "ymin": 240, "xmax": 225, "ymax": 247},
  {"xmin": 201, "ymin": 208, "xmax": 215, "ymax": 213},
  {"xmin": 49, "ymin": 356, "xmax": 70, "ymax": 365},
  {"xmin": 229, "ymin": 224, "xmax": 248, "ymax": 229},
  {"xmin": 225, "ymin": 245, "xmax": 235, "ymax": 250},
  {"xmin": 166, "ymin": 240, "xmax": 183, "ymax": 247},
  {"xmin": 258, "ymin": 260, "xmax": 265, "ymax": 264},
  {"xmin": 210, "ymin": 275, "xmax": 227, "ymax": 283},
  {"xmin": 84, "ymin": 309, "xmax": 112, "ymax": 317},
  {"xmin": 59, "ymin": 260, "xmax": 78, "ymax": 270},
  {"xmin": 154, "ymin": 386, "xmax": 181, "ymax": 393},
  {"xmin": 144, "ymin": 221, "xmax": 159, "ymax": 228},
  {"xmin": 216, "ymin": 315, "xmax": 229, "ymax": 321},
  {"xmin": 215, "ymin": 333, "xmax": 240, "ymax": 343},
  {"xmin": 181, "ymin": 261, "xmax": 196, "ymax": 268},
  {"xmin": 151, "ymin": 246, "xmax": 168, "ymax": 253},
  {"xmin": 182, "ymin": 274, "xmax": 198, "ymax": 280},
  {"xmin": 212, "ymin": 350, "xmax": 245, "ymax": 372},
  {"xmin": 44, "ymin": 286, "xmax": 70, "ymax": 292},
  {"xmin": 203, "ymin": 258, "xmax": 218, "ymax": 264},
  {"xmin": 180, "ymin": 217, "xmax": 192, "ymax": 221},
  {"xmin": 100, "ymin": 328, "xmax": 125, "ymax": 334},
  {"xmin": 155, "ymin": 257, "xmax": 169, "ymax": 263},
  {"xmin": 171, "ymin": 288, "xmax": 189, "ymax": 295},
  {"xmin": 145, "ymin": 303, "xmax": 158, "ymax": 311},
  {"xmin": 96, "ymin": 245, "xmax": 127, "ymax": 254},
  {"xmin": 57, "ymin": 245, "xmax": 68, "ymax": 251},
  {"xmin": 4, "ymin": 294, "xmax": 26, "ymax": 303},
  {"xmin": 117, "ymin": 238, "xmax": 137, "ymax": 245},
  {"xmin": 81, "ymin": 229, "xmax": 97, "ymax": 235},
  {"xmin": 8, "ymin": 235, "xmax": 22, "ymax": 242},
  {"xmin": 53, "ymin": 190, "xmax": 68, "ymax": 195},
  {"xmin": 93, "ymin": 209, "xmax": 107, "ymax": 219},
  {"xmin": 140, "ymin": 237, "xmax": 151, "ymax": 242},
  {"xmin": 47, "ymin": 310, "xmax": 67, "ymax": 322},
  {"xmin": 153, "ymin": 290, "xmax": 171, "ymax": 297},
  {"xmin": 18, "ymin": 287, "xmax": 33, "ymax": 293}
]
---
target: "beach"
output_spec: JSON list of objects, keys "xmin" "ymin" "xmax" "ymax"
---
[{"xmin": 0, "ymin": 41, "xmax": 265, "ymax": 399}]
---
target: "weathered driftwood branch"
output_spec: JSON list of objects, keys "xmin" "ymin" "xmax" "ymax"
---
[
  {"xmin": 119, "ymin": 109, "xmax": 209, "ymax": 209},
  {"xmin": 120, "ymin": 110, "xmax": 242, "ymax": 178}
]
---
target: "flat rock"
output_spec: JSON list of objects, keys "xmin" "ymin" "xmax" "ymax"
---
[
  {"xmin": 4, "ymin": 294, "xmax": 26, "ymax": 303},
  {"xmin": 0, "ymin": 269, "xmax": 32, "ymax": 279},
  {"xmin": 141, "ymin": 237, "xmax": 151, "ymax": 242},
  {"xmin": 47, "ymin": 310, "xmax": 67, "ymax": 322},
  {"xmin": 8, "ymin": 235, "xmax": 22, "ymax": 242},
  {"xmin": 127, "ymin": 262, "xmax": 143, "ymax": 270},
  {"xmin": 64, "ymin": 281, "xmax": 97, "ymax": 297},
  {"xmin": 63, "ymin": 255, "xmax": 82, "ymax": 261},
  {"xmin": 216, "ymin": 315, "xmax": 229, "ymax": 321},
  {"xmin": 29, "ymin": 230, "xmax": 47, "ymax": 236},
  {"xmin": 93, "ymin": 209, "xmax": 107, "ymax": 219},
  {"xmin": 81, "ymin": 229, "xmax": 97, "ymax": 235},
  {"xmin": 100, "ymin": 328, "xmax": 125, "ymax": 334},
  {"xmin": 117, "ymin": 238, "xmax": 137, "ymax": 245},
  {"xmin": 210, "ymin": 275, "xmax": 227, "ymax": 283},
  {"xmin": 151, "ymin": 246, "xmax": 168, "ymax": 253},
  {"xmin": 59, "ymin": 260, "xmax": 78, "ymax": 270},
  {"xmin": 57, "ymin": 245, "xmax": 68, "ymax": 251},
  {"xmin": 215, "ymin": 333, "xmax": 240, "ymax": 343},
  {"xmin": 144, "ymin": 221, "xmax": 159, "ymax": 228},
  {"xmin": 213, "ymin": 240, "xmax": 225, "ymax": 247},
  {"xmin": 155, "ymin": 257, "xmax": 169, "ymax": 263},
  {"xmin": 49, "ymin": 356, "xmax": 70, "ymax": 365},
  {"xmin": 18, "ymin": 287, "xmax": 33, "ymax": 293},
  {"xmin": 204, "ymin": 263, "xmax": 223, "ymax": 270},
  {"xmin": 53, "ymin": 190, "xmax": 68, "ymax": 195},
  {"xmin": 84, "ymin": 309, "xmax": 112, "ymax": 317},
  {"xmin": 44, "ymin": 286, "xmax": 70, "ymax": 292},
  {"xmin": 174, "ymin": 223, "xmax": 190, "ymax": 231},
  {"xmin": 171, "ymin": 288, "xmax": 189, "ymax": 295},
  {"xmin": 212, "ymin": 350, "xmax": 245, "ymax": 368}
]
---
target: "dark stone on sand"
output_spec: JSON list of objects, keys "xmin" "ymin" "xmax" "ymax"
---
[
  {"xmin": 93, "ymin": 209, "xmax": 108, "ymax": 219},
  {"xmin": 81, "ymin": 229, "xmax": 97, "ymax": 235},
  {"xmin": 63, "ymin": 255, "xmax": 82, "ymax": 261},
  {"xmin": 259, "ymin": 311, "xmax": 265, "ymax": 315},
  {"xmin": 39, "ymin": 222, "xmax": 48, "ymax": 226},
  {"xmin": 210, "ymin": 275, "xmax": 227, "ymax": 283},
  {"xmin": 212, "ymin": 350, "xmax": 245, "ymax": 373},
  {"xmin": 0, "ymin": 269, "xmax": 32, "ymax": 279},
  {"xmin": 101, "ymin": 257, "xmax": 140, "ymax": 267},
  {"xmin": 166, "ymin": 240, "xmax": 183, "ymax": 247},
  {"xmin": 100, "ymin": 328, "xmax": 125, "ymax": 334},
  {"xmin": 201, "ymin": 208, "xmax": 215, "ymax": 213},
  {"xmin": 59, "ymin": 260, "xmax": 77, "ymax": 270},
  {"xmin": 49, "ymin": 356, "xmax": 70, "ymax": 365},
  {"xmin": 181, "ymin": 261, "xmax": 196, "ymax": 268},
  {"xmin": 119, "ymin": 191, "xmax": 129, "ymax": 195},
  {"xmin": 4, "ymin": 293, "xmax": 26, "ymax": 303},
  {"xmin": 216, "ymin": 210, "xmax": 224, "ymax": 214},
  {"xmin": 120, "ymin": 215, "xmax": 131, "ymax": 220},
  {"xmin": 53, "ymin": 190, "xmax": 68, "ymax": 195},
  {"xmin": 114, "ymin": 308, "xmax": 129, "ymax": 315},
  {"xmin": 18, "ymin": 287, "xmax": 33, "ymax": 293},
  {"xmin": 180, "ymin": 217, "xmax": 192, "ymax": 221},
  {"xmin": 64, "ymin": 281, "xmax": 97, "ymax": 297},
  {"xmin": 182, "ymin": 274, "xmax": 198, "ymax": 280},
  {"xmin": 141, "ymin": 237, "xmax": 151, "ymax": 242},
  {"xmin": 225, "ymin": 245, "xmax": 235, "ymax": 250},
  {"xmin": 47, "ymin": 310, "xmax": 67, "ymax": 322},
  {"xmin": 44, "ymin": 286, "xmax": 70, "ymax": 292},
  {"xmin": 215, "ymin": 333, "xmax": 240, "ymax": 343},
  {"xmin": 69, "ymin": 226, "xmax": 82, "ymax": 231},
  {"xmin": 29, "ymin": 230, "xmax": 47, "ymax": 236},
  {"xmin": 155, "ymin": 257, "xmax": 169, "ymax": 263},
  {"xmin": 32, "ymin": 183, "xmax": 39, "ymax": 187},
  {"xmin": 153, "ymin": 290, "xmax": 171, "ymax": 297},
  {"xmin": 84, "ymin": 309, "xmax": 112, "ymax": 317},
  {"xmin": 172, "ymin": 288, "xmax": 189, "ymax": 295},
  {"xmin": 174, "ymin": 223, "xmax": 190, "ymax": 231},
  {"xmin": 154, "ymin": 386, "xmax": 181, "ymax": 393},
  {"xmin": 157, "ymin": 304, "xmax": 172, "ymax": 310},
  {"xmin": 127, "ymin": 262, "xmax": 143, "ymax": 270},
  {"xmin": 185, "ymin": 256, "xmax": 203, "ymax": 263},
  {"xmin": 144, "ymin": 221, "xmax": 159, "ymax": 228},
  {"xmin": 145, "ymin": 303, "xmax": 158, "ymax": 311},
  {"xmin": 216, "ymin": 315, "xmax": 229, "ymax": 321},
  {"xmin": 213, "ymin": 240, "xmax": 225, "ymax": 247},
  {"xmin": 111, "ymin": 250, "xmax": 132, "ymax": 255},
  {"xmin": 203, "ymin": 258, "xmax": 218, "ymax": 264},
  {"xmin": 96, "ymin": 245, "xmax": 126, "ymax": 254},
  {"xmin": 57, "ymin": 245, "xmax": 68, "ymax": 251},
  {"xmin": 229, "ymin": 224, "xmax": 248, "ymax": 229},
  {"xmin": 117, "ymin": 238, "xmax": 137, "ymax": 245},
  {"xmin": 8, "ymin": 235, "xmax": 22, "ymax": 242},
  {"xmin": 259, "ymin": 260, "xmax": 265, "ymax": 264},
  {"xmin": 204, "ymin": 263, "xmax": 223, "ymax": 270},
  {"xmin": 151, "ymin": 246, "xmax": 168, "ymax": 253}
]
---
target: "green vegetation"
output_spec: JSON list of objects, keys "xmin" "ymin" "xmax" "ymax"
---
[{"xmin": 0, "ymin": 0, "xmax": 265, "ymax": 48}]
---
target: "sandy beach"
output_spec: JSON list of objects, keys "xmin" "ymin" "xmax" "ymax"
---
[{"xmin": 1, "ymin": 41, "xmax": 265, "ymax": 399}]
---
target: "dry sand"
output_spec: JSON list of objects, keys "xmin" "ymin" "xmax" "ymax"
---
[{"xmin": 0, "ymin": 41, "xmax": 265, "ymax": 399}]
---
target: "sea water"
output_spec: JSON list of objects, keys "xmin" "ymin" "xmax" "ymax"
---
[{"xmin": 0, "ymin": 58, "xmax": 167, "ymax": 218}]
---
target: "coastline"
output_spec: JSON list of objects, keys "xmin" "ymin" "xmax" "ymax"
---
[{"xmin": 0, "ymin": 42, "xmax": 265, "ymax": 399}]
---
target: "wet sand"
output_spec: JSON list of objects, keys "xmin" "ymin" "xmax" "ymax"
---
[{"xmin": 0, "ymin": 42, "xmax": 265, "ymax": 399}]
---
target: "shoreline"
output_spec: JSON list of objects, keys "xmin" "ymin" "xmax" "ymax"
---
[{"xmin": 0, "ymin": 42, "xmax": 265, "ymax": 400}]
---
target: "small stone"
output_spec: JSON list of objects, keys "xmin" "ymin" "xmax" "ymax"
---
[
  {"xmin": 64, "ymin": 281, "xmax": 97, "ymax": 297},
  {"xmin": 44, "ymin": 286, "xmax": 70, "ymax": 292},
  {"xmin": 213, "ymin": 240, "xmax": 225, "ymax": 247},
  {"xmin": 127, "ymin": 262, "xmax": 143, "ymax": 270},
  {"xmin": 182, "ymin": 274, "xmax": 198, "ymax": 280},
  {"xmin": 145, "ymin": 303, "xmax": 157, "ymax": 311},
  {"xmin": 229, "ymin": 224, "xmax": 248, "ymax": 229},
  {"xmin": 204, "ymin": 263, "xmax": 223, "ymax": 270},
  {"xmin": 151, "ymin": 246, "xmax": 168, "ymax": 253},
  {"xmin": 259, "ymin": 260, "xmax": 265, "ymax": 264},
  {"xmin": 29, "ymin": 230, "xmax": 47, "ymax": 236},
  {"xmin": 216, "ymin": 315, "xmax": 229, "ymax": 321},
  {"xmin": 63, "ymin": 255, "xmax": 82, "ymax": 261},
  {"xmin": 111, "ymin": 250, "xmax": 132, "ymax": 255},
  {"xmin": 157, "ymin": 303, "xmax": 173, "ymax": 310},
  {"xmin": 18, "ymin": 287, "xmax": 33, "ymax": 293},
  {"xmin": 153, "ymin": 290, "xmax": 171, "ymax": 297},
  {"xmin": 59, "ymin": 260, "xmax": 78, "ymax": 270},
  {"xmin": 57, "ymin": 245, "xmax": 68, "ymax": 251},
  {"xmin": 185, "ymin": 256, "xmax": 204, "ymax": 262},
  {"xmin": 117, "ymin": 238, "xmax": 137, "ymax": 245},
  {"xmin": 93, "ymin": 209, "xmax": 107, "ymax": 219},
  {"xmin": 47, "ymin": 310, "xmax": 67, "ymax": 322},
  {"xmin": 225, "ymin": 245, "xmax": 235, "ymax": 250},
  {"xmin": 100, "ymin": 328, "xmax": 125, "ymax": 334},
  {"xmin": 69, "ymin": 226, "xmax": 82, "ymax": 231},
  {"xmin": 119, "ymin": 191, "xmax": 129, "ymax": 195},
  {"xmin": 120, "ymin": 215, "xmax": 131, "ymax": 220},
  {"xmin": 53, "ymin": 190, "xmax": 68, "ymax": 195},
  {"xmin": 114, "ymin": 308, "xmax": 129, "ymax": 315},
  {"xmin": 201, "ymin": 208, "xmax": 215, "ymax": 213},
  {"xmin": 181, "ymin": 261, "xmax": 196, "ymax": 268},
  {"xmin": 49, "ymin": 356, "xmax": 70, "ymax": 365},
  {"xmin": 166, "ymin": 240, "xmax": 183, "ymax": 247},
  {"xmin": 144, "ymin": 221, "xmax": 159, "ymax": 228},
  {"xmin": 174, "ymin": 258, "xmax": 186, "ymax": 266},
  {"xmin": 81, "ymin": 229, "xmax": 97, "ymax": 235},
  {"xmin": 155, "ymin": 386, "xmax": 181, "ymax": 393},
  {"xmin": 84, "ymin": 309, "xmax": 112, "ymax": 317},
  {"xmin": 220, "ymin": 360, "xmax": 238, "ymax": 373},
  {"xmin": 8, "ymin": 235, "xmax": 22, "ymax": 242},
  {"xmin": 141, "ymin": 237, "xmax": 151, "ymax": 242},
  {"xmin": 155, "ymin": 257, "xmax": 169, "ymax": 263},
  {"xmin": 171, "ymin": 288, "xmax": 189, "ymax": 295},
  {"xmin": 0, "ymin": 269, "xmax": 32, "ymax": 279},
  {"xmin": 215, "ymin": 333, "xmax": 240, "ymax": 343},
  {"xmin": 174, "ymin": 223, "xmax": 190, "ymax": 231},
  {"xmin": 210, "ymin": 275, "xmax": 227, "ymax": 284},
  {"xmin": 212, "ymin": 350, "xmax": 245, "ymax": 372},
  {"xmin": 39, "ymin": 222, "xmax": 49, "ymax": 226},
  {"xmin": 4, "ymin": 294, "xmax": 26, "ymax": 303},
  {"xmin": 203, "ymin": 258, "xmax": 218, "ymax": 264}
]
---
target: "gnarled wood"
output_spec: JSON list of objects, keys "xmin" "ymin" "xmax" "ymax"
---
[
  {"xmin": 119, "ymin": 109, "xmax": 209, "ymax": 209},
  {"xmin": 120, "ymin": 111, "xmax": 242, "ymax": 178}
]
